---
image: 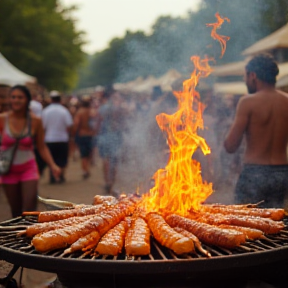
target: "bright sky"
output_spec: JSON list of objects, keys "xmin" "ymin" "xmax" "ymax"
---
[{"xmin": 61, "ymin": 0, "xmax": 201, "ymax": 54}]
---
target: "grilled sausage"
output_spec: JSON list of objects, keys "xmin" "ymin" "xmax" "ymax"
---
[
  {"xmin": 25, "ymin": 215, "xmax": 94, "ymax": 237},
  {"xmin": 64, "ymin": 230, "xmax": 101, "ymax": 254},
  {"xmin": 201, "ymin": 205, "xmax": 285, "ymax": 221},
  {"xmin": 147, "ymin": 213, "xmax": 195, "ymax": 255},
  {"xmin": 166, "ymin": 214, "xmax": 246, "ymax": 249},
  {"xmin": 173, "ymin": 227, "xmax": 211, "ymax": 257},
  {"xmin": 95, "ymin": 221, "xmax": 128, "ymax": 256},
  {"xmin": 189, "ymin": 211, "xmax": 285, "ymax": 234},
  {"xmin": 217, "ymin": 224, "xmax": 264, "ymax": 240},
  {"xmin": 37, "ymin": 204, "xmax": 106, "ymax": 222},
  {"xmin": 125, "ymin": 217, "xmax": 150, "ymax": 256},
  {"xmin": 32, "ymin": 200, "xmax": 135, "ymax": 252}
]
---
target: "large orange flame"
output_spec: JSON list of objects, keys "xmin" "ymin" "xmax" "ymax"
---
[{"xmin": 140, "ymin": 13, "xmax": 230, "ymax": 216}]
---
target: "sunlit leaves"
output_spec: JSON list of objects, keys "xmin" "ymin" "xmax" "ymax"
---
[{"xmin": 0, "ymin": 0, "xmax": 85, "ymax": 90}]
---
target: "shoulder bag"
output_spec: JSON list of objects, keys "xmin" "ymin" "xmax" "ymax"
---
[{"xmin": 0, "ymin": 117, "xmax": 28, "ymax": 175}]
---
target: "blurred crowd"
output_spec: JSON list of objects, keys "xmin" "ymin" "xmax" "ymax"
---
[{"xmin": 0, "ymin": 83, "xmax": 243, "ymax": 208}]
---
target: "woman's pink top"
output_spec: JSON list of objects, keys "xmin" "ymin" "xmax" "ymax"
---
[{"xmin": 1, "ymin": 115, "xmax": 35, "ymax": 165}]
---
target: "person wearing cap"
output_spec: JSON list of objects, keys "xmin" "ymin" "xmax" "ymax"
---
[
  {"xmin": 73, "ymin": 94, "xmax": 96, "ymax": 179},
  {"xmin": 42, "ymin": 91, "xmax": 73, "ymax": 183}
]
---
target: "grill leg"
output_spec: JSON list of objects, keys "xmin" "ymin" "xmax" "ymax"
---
[{"xmin": 0, "ymin": 264, "xmax": 20, "ymax": 287}]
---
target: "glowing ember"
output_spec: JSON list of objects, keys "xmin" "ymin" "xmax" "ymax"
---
[{"xmin": 140, "ymin": 13, "xmax": 230, "ymax": 216}]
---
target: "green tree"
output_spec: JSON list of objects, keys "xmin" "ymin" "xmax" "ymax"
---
[
  {"xmin": 0, "ymin": 0, "xmax": 85, "ymax": 90},
  {"xmin": 78, "ymin": 31, "xmax": 149, "ymax": 88}
]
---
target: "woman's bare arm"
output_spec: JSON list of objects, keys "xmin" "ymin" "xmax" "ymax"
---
[
  {"xmin": 33, "ymin": 116, "xmax": 61, "ymax": 177},
  {"xmin": 0, "ymin": 112, "xmax": 7, "ymax": 136}
]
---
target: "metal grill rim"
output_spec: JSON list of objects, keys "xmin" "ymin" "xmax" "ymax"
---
[{"xmin": 0, "ymin": 216, "xmax": 288, "ymax": 274}]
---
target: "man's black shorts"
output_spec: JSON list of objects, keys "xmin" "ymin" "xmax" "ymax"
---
[
  {"xmin": 46, "ymin": 142, "xmax": 69, "ymax": 168},
  {"xmin": 235, "ymin": 164, "xmax": 288, "ymax": 208}
]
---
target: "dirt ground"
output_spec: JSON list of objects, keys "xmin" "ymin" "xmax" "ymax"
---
[
  {"xmin": 0, "ymin": 157, "xmax": 107, "ymax": 222},
  {"xmin": 0, "ymin": 155, "xmax": 112, "ymax": 288},
  {"xmin": 0, "ymin": 153, "xmax": 235, "ymax": 288}
]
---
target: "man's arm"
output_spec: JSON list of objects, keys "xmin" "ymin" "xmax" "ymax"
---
[
  {"xmin": 65, "ymin": 110, "xmax": 74, "ymax": 137},
  {"xmin": 72, "ymin": 110, "xmax": 81, "ymax": 137},
  {"xmin": 34, "ymin": 117, "xmax": 61, "ymax": 178},
  {"xmin": 224, "ymin": 96, "xmax": 250, "ymax": 153}
]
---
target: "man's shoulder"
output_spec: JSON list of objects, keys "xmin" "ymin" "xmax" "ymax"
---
[
  {"xmin": 43, "ymin": 104, "xmax": 69, "ymax": 113},
  {"xmin": 59, "ymin": 105, "xmax": 71, "ymax": 114},
  {"xmin": 241, "ymin": 92, "xmax": 256, "ymax": 99},
  {"xmin": 237, "ymin": 94, "xmax": 254, "ymax": 106},
  {"xmin": 235, "ymin": 94, "xmax": 258, "ymax": 115},
  {"xmin": 43, "ymin": 103, "xmax": 52, "ymax": 111},
  {"xmin": 240, "ymin": 92, "xmax": 268, "ymax": 104},
  {"xmin": 247, "ymin": 89, "xmax": 288, "ymax": 103}
]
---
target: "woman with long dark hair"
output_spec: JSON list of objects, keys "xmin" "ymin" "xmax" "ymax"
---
[{"xmin": 0, "ymin": 85, "xmax": 61, "ymax": 217}]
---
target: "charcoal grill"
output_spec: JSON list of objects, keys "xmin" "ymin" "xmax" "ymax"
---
[{"xmin": 1, "ymin": 216, "xmax": 288, "ymax": 288}]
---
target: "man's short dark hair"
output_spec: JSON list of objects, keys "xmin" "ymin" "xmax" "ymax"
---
[
  {"xmin": 51, "ymin": 96, "xmax": 61, "ymax": 102},
  {"xmin": 245, "ymin": 53, "xmax": 279, "ymax": 84}
]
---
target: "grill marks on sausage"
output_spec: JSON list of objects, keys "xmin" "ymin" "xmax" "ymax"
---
[
  {"xmin": 95, "ymin": 220, "xmax": 128, "ymax": 256},
  {"xmin": 146, "ymin": 213, "xmax": 194, "ymax": 255},
  {"xmin": 24, "ymin": 215, "xmax": 95, "ymax": 238},
  {"xmin": 38, "ymin": 196, "xmax": 119, "ymax": 223},
  {"xmin": 125, "ymin": 217, "xmax": 151, "ymax": 256},
  {"xmin": 166, "ymin": 214, "xmax": 246, "ymax": 249},
  {"xmin": 189, "ymin": 211, "xmax": 285, "ymax": 234},
  {"xmin": 201, "ymin": 205, "xmax": 285, "ymax": 221},
  {"xmin": 32, "ymin": 199, "xmax": 135, "ymax": 253}
]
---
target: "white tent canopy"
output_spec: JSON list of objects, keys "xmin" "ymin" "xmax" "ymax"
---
[
  {"xmin": 212, "ymin": 60, "xmax": 288, "ymax": 81},
  {"xmin": 212, "ymin": 61, "xmax": 247, "ymax": 77},
  {"xmin": 130, "ymin": 75, "xmax": 159, "ymax": 93},
  {"xmin": 114, "ymin": 69, "xmax": 182, "ymax": 94},
  {"xmin": 113, "ymin": 76, "xmax": 145, "ymax": 93},
  {"xmin": 156, "ymin": 69, "xmax": 182, "ymax": 91},
  {"xmin": 213, "ymin": 82, "xmax": 247, "ymax": 95},
  {"xmin": 0, "ymin": 53, "xmax": 36, "ymax": 86},
  {"xmin": 242, "ymin": 23, "xmax": 288, "ymax": 56},
  {"xmin": 213, "ymin": 62, "xmax": 288, "ymax": 95}
]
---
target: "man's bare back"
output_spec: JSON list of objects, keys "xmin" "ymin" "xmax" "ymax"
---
[
  {"xmin": 224, "ymin": 88, "xmax": 288, "ymax": 165},
  {"xmin": 242, "ymin": 89, "xmax": 288, "ymax": 164},
  {"xmin": 74, "ymin": 107, "xmax": 94, "ymax": 136},
  {"xmin": 224, "ymin": 53, "xmax": 288, "ymax": 207}
]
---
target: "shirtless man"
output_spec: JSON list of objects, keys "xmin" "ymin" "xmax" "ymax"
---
[
  {"xmin": 224, "ymin": 53, "xmax": 288, "ymax": 208},
  {"xmin": 73, "ymin": 95, "xmax": 96, "ymax": 179}
]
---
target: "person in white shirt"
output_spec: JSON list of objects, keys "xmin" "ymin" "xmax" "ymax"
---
[
  {"xmin": 30, "ymin": 95, "xmax": 43, "ymax": 117},
  {"xmin": 42, "ymin": 90, "xmax": 73, "ymax": 183}
]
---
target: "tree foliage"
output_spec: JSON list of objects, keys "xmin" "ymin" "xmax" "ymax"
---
[
  {"xmin": 78, "ymin": 0, "xmax": 288, "ymax": 89},
  {"xmin": 0, "ymin": 0, "xmax": 85, "ymax": 90}
]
